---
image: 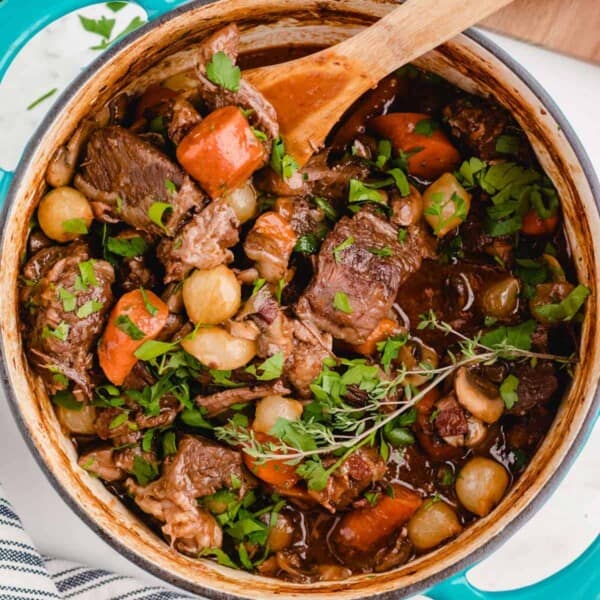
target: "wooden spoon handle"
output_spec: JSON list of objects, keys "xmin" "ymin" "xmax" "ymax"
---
[{"xmin": 331, "ymin": 0, "xmax": 514, "ymax": 85}]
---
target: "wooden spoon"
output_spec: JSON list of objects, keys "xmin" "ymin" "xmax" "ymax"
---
[{"xmin": 244, "ymin": 0, "xmax": 513, "ymax": 167}]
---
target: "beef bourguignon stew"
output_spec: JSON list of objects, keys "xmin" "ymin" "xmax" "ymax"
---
[{"xmin": 20, "ymin": 25, "xmax": 588, "ymax": 581}]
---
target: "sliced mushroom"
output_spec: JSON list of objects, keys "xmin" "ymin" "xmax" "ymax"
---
[
  {"xmin": 400, "ymin": 339, "xmax": 439, "ymax": 386},
  {"xmin": 465, "ymin": 415, "xmax": 487, "ymax": 447},
  {"xmin": 454, "ymin": 367, "xmax": 504, "ymax": 424}
]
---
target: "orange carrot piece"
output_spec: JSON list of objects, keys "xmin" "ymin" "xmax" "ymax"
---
[
  {"xmin": 335, "ymin": 484, "xmax": 423, "ymax": 551},
  {"xmin": 369, "ymin": 112, "xmax": 460, "ymax": 180},
  {"xmin": 98, "ymin": 289, "xmax": 168, "ymax": 385},
  {"xmin": 354, "ymin": 318, "xmax": 402, "ymax": 356},
  {"xmin": 521, "ymin": 209, "xmax": 559, "ymax": 236},
  {"xmin": 243, "ymin": 432, "xmax": 300, "ymax": 489},
  {"xmin": 177, "ymin": 105, "xmax": 265, "ymax": 199}
]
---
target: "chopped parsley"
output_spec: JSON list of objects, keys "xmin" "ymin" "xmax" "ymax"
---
[
  {"xmin": 106, "ymin": 235, "xmax": 148, "ymax": 258},
  {"xmin": 132, "ymin": 455, "xmax": 159, "ymax": 486},
  {"xmin": 495, "ymin": 134, "xmax": 521, "ymax": 156},
  {"xmin": 165, "ymin": 179, "xmax": 177, "ymax": 194},
  {"xmin": 210, "ymin": 369, "xmax": 244, "ymax": 388},
  {"xmin": 135, "ymin": 340, "xmax": 178, "ymax": 361},
  {"xmin": 332, "ymin": 291, "xmax": 352, "ymax": 314},
  {"xmin": 364, "ymin": 491, "xmax": 380, "ymax": 506},
  {"xmin": 206, "ymin": 51, "xmax": 241, "ymax": 92},
  {"xmin": 534, "ymin": 284, "xmax": 590, "ymax": 322},
  {"xmin": 413, "ymin": 118, "xmax": 440, "ymax": 137},
  {"xmin": 27, "ymin": 88, "xmax": 58, "ymax": 111},
  {"xmin": 377, "ymin": 334, "xmax": 408, "ymax": 372},
  {"xmin": 162, "ymin": 430, "xmax": 178, "ymax": 456},
  {"xmin": 106, "ymin": 1, "xmax": 127, "ymax": 11},
  {"xmin": 481, "ymin": 320, "xmax": 537, "ymax": 352},
  {"xmin": 52, "ymin": 390, "xmax": 82, "ymax": 411},
  {"xmin": 76, "ymin": 300, "xmax": 103, "ymax": 318},
  {"xmin": 246, "ymin": 352, "xmax": 284, "ymax": 381},
  {"xmin": 375, "ymin": 139, "xmax": 392, "ymax": 168},
  {"xmin": 387, "ymin": 167, "xmax": 410, "ymax": 197},
  {"xmin": 148, "ymin": 202, "xmax": 172, "ymax": 232},
  {"xmin": 76, "ymin": 260, "xmax": 98, "ymax": 291},
  {"xmin": 397, "ymin": 228, "xmax": 408, "ymax": 243},
  {"xmin": 424, "ymin": 191, "xmax": 468, "ymax": 235},
  {"xmin": 140, "ymin": 287, "xmax": 158, "ymax": 316},
  {"xmin": 314, "ymin": 197, "xmax": 337, "ymax": 221},
  {"xmin": 368, "ymin": 245, "xmax": 393, "ymax": 258},
  {"xmin": 115, "ymin": 314, "xmax": 145, "ymax": 340},
  {"xmin": 348, "ymin": 179, "xmax": 387, "ymax": 211},
  {"xmin": 499, "ymin": 374, "xmax": 519, "ymax": 409},
  {"xmin": 42, "ymin": 321, "xmax": 69, "ymax": 342},
  {"xmin": 62, "ymin": 218, "xmax": 88, "ymax": 234},
  {"xmin": 251, "ymin": 127, "xmax": 268, "ymax": 141},
  {"xmin": 79, "ymin": 15, "xmax": 115, "ymax": 39},
  {"xmin": 294, "ymin": 233, "xmax": 320, "ymax": 255},
  {"xmin": 333, "ymin": 236, "xmax": 354, "ymax": 263},
  {"xmin": 58, "ymin": 287, "xmax": 76, "ymax": 312},
  {"xmin": 270, "ymin": 137, "xmax": 298, "ymax": 180}
]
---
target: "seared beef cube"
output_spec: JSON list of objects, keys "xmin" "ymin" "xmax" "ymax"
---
[
  {"xmin": 157, "ymin": 199, "xmax": 239, "ymax": 282},
  {"xmin": 508, "ymin": 361, "xmax": 558, "ymax": 416},
  {"xmin": 308, "ymin": 447, "xmax": 386, "ymax": 512},
  {"xmin": 75, "ymin": 126, "xmax": 205, "ymax": 235},
  {"xmin": 297, "ymin": 211, "xmax": 433, "ymax": 345},
  {"xmin": 126, "ymin": 435, "xmax": 254, "ymax": 555},
  {"xmin": 21, "ymin": 242, "xmax": 114, "ymax": 398}
]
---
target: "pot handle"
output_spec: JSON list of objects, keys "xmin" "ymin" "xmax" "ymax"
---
[
  {"xmin": 426, "ymin": 535, "xmax": 600, "ymax": 600},
  {"xmin": 0, "ymin": 0, "xmax": 180, "ymax": 83}
]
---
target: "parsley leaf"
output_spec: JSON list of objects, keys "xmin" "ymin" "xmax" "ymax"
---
[
  {"xmin": 77, "ymin": 260, "xmax": 98, "ymax": 290},
  {"xmin": 58, "ymin": 287, "xmax": 76, "ymax": 312},
  {"xmin": 333, "ymin": 236, "xmax": 354, "ymax": 263},
  {"xmin": 140, "ymin": 287, "xmax": 158, "ymax": 316},
  {"xmin": 413, "ymin": 118, "xmax": 440, "ymax": 137},
  {"xmin": 106, "ymin": 236, "xmax": 148, "ymax": 258},
  {"xmin": 148, "ymin": 202, "xmax": 172, "ymax": 232},
  {"xmin": 135, "ymin": 340, "xmax": 177, "ymax": 360},
  {"xmin": 76, "ymin": 300, "xmax": 103, "ymax": 318},
  {"xmin": 79, "ymin": 15, "xmax": 115, "ymax": 39},
  {"xmin": 62, "ymin": 218, "xmax": 88, "ymax": 234},
  {"xmin": 495, "ymin": 134, "xmax": 521, "ymax": 156},
  {"xmin": 377, "ymin": 333, "xmax": 408, "ymax": 371},
  {"xmin": 534, "ymin": 284, "xmax": 590, "ymax": 322},
  {"xmin": 375, "ymin": 139, "xmax": 392, "ymax": 168},
  {"xmin": 42, "ymin": 321, "xmax": 69, "ymax": 341},
  {"xmin": 27, "ymin": 88, "xmax": 58, "ymax": 111},
  {"xmin": 270, "ymin": 137, "xmax": 298, "ymax": 180},
  {"xmin": 106, "ymin": 1, "xmax": 127, "ymax": 11},
  {"xmin": 348, "ymin": 179, "xmax": 387, "ymax": 210},
  {"xmin": 387, "ymin": 167, "xmax": 410, "ymax": 197},
  {"xmin": 132, "ymin": 455, "xmax": 159, "ymax": 486},
  {"xmin": 115, "ymin": 314, "xmax": 145, "ymax": 340},
  {"xmin": 246, "ymin": 352, "xmax": 284, "ymax": 381},
  {"xmin": 210, "ymin": 369, "xmax": 245, "ymax": 388},
  {"xmin": 165, "ymin": 179, "xmax": 177, "ymax": 194},
  {"xmin": 296, "ymin": 457, "xmax": 329, "ymax": 491},
  {"xmin": 481, "ymin": 320, "xmax": 537, "ymax": 351},
  {"xmin": 206, "ymin": 51, "xmax": 241, "ymax": 92},
  {"xmin": 294, "ymin": 233, "xmax": 320, "ymax": 255},
  {"xmin": 314, "ymin": 197, "xmax": 337, "ymax": 221},
  {"xmin": 500, "ymin": 374, "xmax": 519, "ymax": 409},
  {"xmin": 162, "ymin": 430, "xmax": 178, "ymax": 456},
  {"xmin": 368, "ymin": 245, "xmax": 393, "ymax": 258},
  {"xmin": 333, "ymin": 291, "xmax": 352, "ymax": 314},
  {"xmin": 52, "ymin": 390, "xmax": 82, "ymax": 411}
]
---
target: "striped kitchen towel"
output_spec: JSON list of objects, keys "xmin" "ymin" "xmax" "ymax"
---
[{"xmin": 0, "ymin": 483, "xmax": 195, "ymax": 600}]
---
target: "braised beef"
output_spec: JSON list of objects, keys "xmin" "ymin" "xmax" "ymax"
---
[
  {"xmin": 297, "ymin": 211, "xmax": 434, "ymax": 344},
  {"xmin": 434, "ymin": 395, "xmax": 468, "ymax": 438},
  {"xmin": 195, "ymin": 380, "xmax": 291, "ymax": 417},
  {"xmin": 126, "ymin": 435, "xmax": 253, "ymax": 554},
  {"xmin": 21, "ymin": 242, "xmax": 114, "ymax": 398},
  {"xmin": 75, "ymin": 126, "xmax": 205, "ymax": 235},
  {"xmin": 157, "ymin": 199, "xmax": 240, "ymax": 282},
  {"xmin": 508, "ymin": 361, "xmax": 558, "ymax": 415}
]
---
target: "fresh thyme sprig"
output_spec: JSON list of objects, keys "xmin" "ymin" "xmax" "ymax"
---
[{"xmin": 215, "ymin": 312, "xmax": 576, "ymax": 468}]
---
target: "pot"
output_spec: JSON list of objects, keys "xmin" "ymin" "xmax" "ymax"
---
[{"xmin": 0, "ymin": 1, "xmax": 599, "ymax": 598}]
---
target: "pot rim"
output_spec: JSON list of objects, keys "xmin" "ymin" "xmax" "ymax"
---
[{"xmin": 0, "ymin": 3, "xmax": 599, "ymax": 598}]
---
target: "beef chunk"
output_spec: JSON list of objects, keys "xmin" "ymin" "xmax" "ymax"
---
[
  {"xmin": 297, "ymin": 211, "xmax": 434, "ymax": 344},
  {"xmin": 308, "ymin": 447, "xmax": 386, "ymax": 512},
  {"xmin": 443, "ymin": 97, "xmax": 509, "ymax": 160},
  {"xmin": 195, "ymin": 380, "xmax": 291, "ymax": 417},
  {"xmin": 255, "ymin": 152, "xmax": 370, "ymax": 201},
  {"xmin": 75, "ymin": 125, "xmax": 205, "ymax": 235},
  {"xmin": 21, "ymin": 242, "xmax": 114, "ymax": 398},
  {"xmin": 157, "ymin": 199, "xmax": 240, "ymax": 282},
  {"xmin": 78, "ymin": 447, "xmax": 124, "ymax": 482},
  {"xmin": 508, "ymin": 361, "xmax": 558, "ymax": 415},
  {"xmin": 434, "ymin": 395, "xmax": 468, "ymax": 438},
  {"xmin": 196, "ymin": 25, "xmax": 279, "ymax": 142},
  {"xmin": 285, "ymin": 320, "xmax": 333, "ymax": 398},
  {"xmin": 275, "ymin": 197, "xmax": 326, "ymax": 237},
  {"xmin": 164, "ymin": 97, "xmax": 202, "ymax": 145},
  {"xmin": 126, "ymin": 435, "xmax": 254, "ymax": 555}
]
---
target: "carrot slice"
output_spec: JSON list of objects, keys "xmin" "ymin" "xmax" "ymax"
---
[
  {"xmin": 177, "ymin": 105, "xmax": 265, "ymax": 199},
  {"xmin": 369, "ymin": 112, "xmax": 460, "ymax": 180},
  {"xmin": 98, "ymin": 289, "xmax": 168, "ymax": 385},
  {"xmin": 354, "ymin": 318, "xmax": 402, "ymax": 356},
  {"xmin": 335, "ymin": 484, "xmax": 422, "ymax": 551},
  {"xmin": 243, "ymin": 432, "xmax": 300, "ymax": 489}
]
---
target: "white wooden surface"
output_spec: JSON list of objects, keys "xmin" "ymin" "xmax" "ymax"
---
[{"xmin": 0, "ymin": 4, "xmax": 598, "ymax": 596}]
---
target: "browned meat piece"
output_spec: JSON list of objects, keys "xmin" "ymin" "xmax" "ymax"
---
[
  {"xmin": 126, "ymin": 435, "xmax": 254, "ymax": 555},
  {"xmin": 195, "ymin": 380, "xmax": 291, "ymax": 417},
  {"xmin": 164, "ymin": 97, "xmax": 203, "ymax": 145},
  {"xmin": 157, "ymin": 199, "xmax": 240, "ymax": 283},
  {"xmin": 508, "ymin": 361, "xmax": 558, "ymax": 416},
  {"xmin": 109, "ymin": 230, "xmax": 157, "ymax": 293},
  {"xmin": 238, "ymin": 286, "xmax": 294, "ymax": 358},
  {"xmin": 27, "ymin": 230, "xmax": 53, "ymax": 255},
  {"xmin": 21, "ymin": 242, "xmax": 114, "ymax": 398},
  {"xmin": 94, "ymin": 395, "xmax": 181, "ymax": 442},
  {"xmin": 121, "ymin": 361, "xmax": 155, "ymax": 390},
  {"xmin": 297, "ymin": 211, "xmax": 435, "ymax": 345},
  {"xmin": 196, "ymin": 25, "xmax": 279, "ymax": 142},
  {"xmin": 308, "ymin": 447, "xmax": 386, "ymax": 513},
  {"xmin": 78, "ymin": 447, "xmax": 125, "ymax": 482},
  {"xmin": 434, "ymin": 395, "xmax": 468, "ymax": 438},
  {"xmin": 74, "ymin": 126, "xmax": 205, "ymax": 235},
  {"xmin": 254, "ymin": 152, "xmax": 370, "ymax": 201},
  {"xmin": 275, "ymin": 197, "xmax": 326, "ymax": 237},
  {"xmin": 285, "ymin": 320, "xmax": 333, "ymax": 398},
  {"xmin": 443, "ymin": 97, "xmax": 509, "ymax": 160}
]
